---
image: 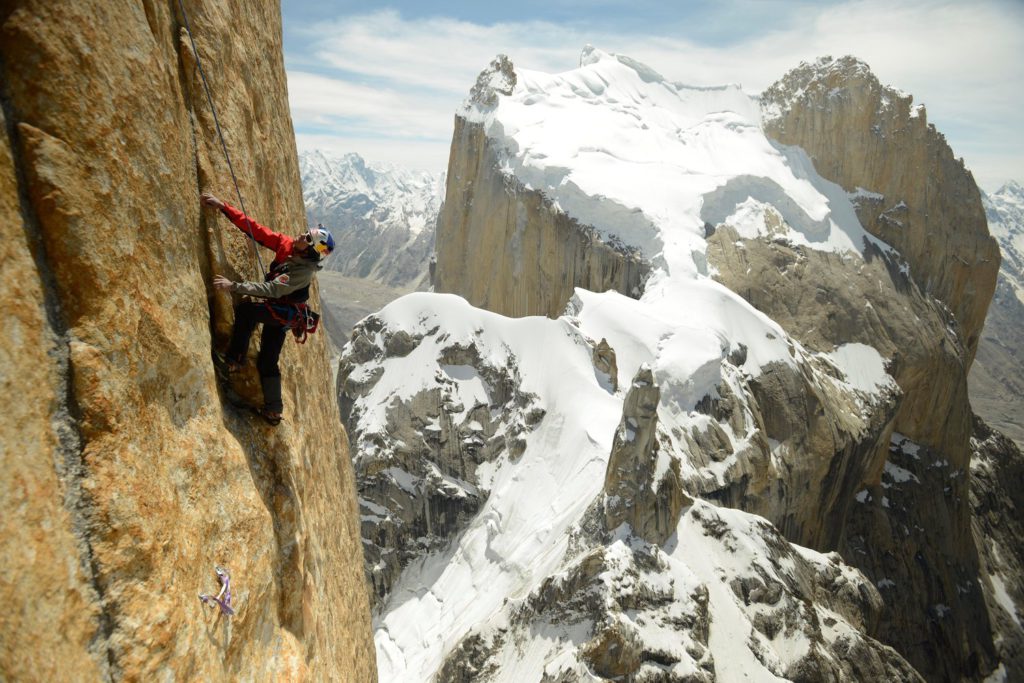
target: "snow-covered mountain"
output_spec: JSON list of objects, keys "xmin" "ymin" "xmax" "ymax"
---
[
  {"xmin": 971, "ymin": 182, "xmax": 1024, "ymax": 447},
  {"xmin": 299, "ymin": 150, "xmax": 444, "ymax": 289},
  {"xmin": 984, "ymin": 181, "xmax": 1024, "ymax": 303},
  {"xmin": 339, "ymin": 49, "xmax": 1019, "ymax": 682}
]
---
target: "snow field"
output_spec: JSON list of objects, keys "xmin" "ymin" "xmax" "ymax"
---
[{"xmin": 364, "ymin": 294, "xmax": 622, "ymax": 680}]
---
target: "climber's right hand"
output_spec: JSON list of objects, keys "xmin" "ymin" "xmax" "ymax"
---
[{"xmin": 200, "ymin": 192, "xmax": 224, "ymax": 210}]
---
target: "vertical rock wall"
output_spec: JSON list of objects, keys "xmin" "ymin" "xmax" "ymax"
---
[
  {"xmin": 0, "ymin": 1, "xmax": 375, "ymax": 680},
  {"xmin": 434, "ymin": 116, "xmax": 649, "ymax": 319},
  {"xmin": 756, "ymin": 57, "xmax": 1002, "ymax": 680},
  {"xmin": 970, "ymin": 417, "xmax": 1024, "ymax": 681},
  {"xmin": 761, "ymin": 56, "xmax": 999, "ymax": 365}
]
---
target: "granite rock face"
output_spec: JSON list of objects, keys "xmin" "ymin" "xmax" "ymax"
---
[
  {"xmin": 761, "ymin": 56, "xmax": 999, "ymax": 365},
  {"xmin": 703, "ymin": 222, "xmax": 960, "ymax": 529},
  {"xmin": 751, "ymin": 56, "xmax": 1002, "ymax": 681},
  {"xmin": 0, "ymin": 2, "xmax": 375, "ymax": 680},
  {"xmin": 434, "ymin": 114, "xmax": 649, "ymax": 319},
  {"xmin": 603, "ymin": 365, "xmax": 690, "ymax": 546},
  {"xmin": 0, "ymin": 101, "xmax": 107, "ymax": 683}
]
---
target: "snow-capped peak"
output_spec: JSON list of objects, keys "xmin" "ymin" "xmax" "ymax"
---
[
  {"xmin": 994, "ymin": 179, "xmax": 1024, "ymax": 203},
  {"xmin": 983, "ymin": 179, "xmax": 1024, "ymax": 303},
  {"xmin": 298, "ymin": 150, "xmax": 444, "ymax": 237},
  {"xmin": 353, "ymin": 47, "xmax": 912, "ymax": 681},
  {"xmin": 983, "ymin": 180, "xmax": 1024, "ymax": 239},
  {"xmin": 464, "ymin": 47, "xmax": 888, "ymax": 279}
]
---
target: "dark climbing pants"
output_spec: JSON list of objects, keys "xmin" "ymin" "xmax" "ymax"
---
[{"xmin": 226, "ymin": 301, "xmax": 287, "ymax": 413}]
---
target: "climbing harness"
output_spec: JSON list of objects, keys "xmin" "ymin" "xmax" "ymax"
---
[
  {"xmin": 198, "ymin": 565, "xmax": 235, "ymax": 617},
  {"xmin": 176, "ymin": 0, "xmax": 266, "ymax": 279},
  {"xmin": 264, "ymin": 301, "xmax": 321, "ymax": 344}
]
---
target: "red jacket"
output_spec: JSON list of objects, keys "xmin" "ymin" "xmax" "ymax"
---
[
  {"xmin": 219, "ymin": 203, "xmax": 320, "ymax": 301},
  {"xmin": 220, "ymin": 202, "xmax": 298, "ymax": 265}
]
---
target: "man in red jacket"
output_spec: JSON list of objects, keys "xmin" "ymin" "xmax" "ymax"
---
[{"xmin": 202, "ymin": 192, "xmax": 334, "ymax": 425}]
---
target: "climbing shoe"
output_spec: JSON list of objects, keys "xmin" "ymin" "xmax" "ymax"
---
[
  {"xmin": 212, "ymin": 350, "xmax": 243, "ymax": 378},
  {"xmin": 256, "ymin": 408, "xmax": 282, "ymax": 426}
]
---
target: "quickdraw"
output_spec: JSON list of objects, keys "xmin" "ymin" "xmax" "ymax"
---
[
  {"xmin": 198, "ymin": 565, "xmax": 235, "ymax": 617},
  {"xmin": 264, "ymin": 301, "xmax": 321, "ymax": 344}
]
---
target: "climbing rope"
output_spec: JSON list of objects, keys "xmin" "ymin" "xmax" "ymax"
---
[{"xmin": 176, "ymin": 0, "xmax": 266, "ymax": 279}]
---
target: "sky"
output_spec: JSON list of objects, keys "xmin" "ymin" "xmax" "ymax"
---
[{"xmin": 281, "ymin": 0, "xmax": 1024, "ymax": 192}]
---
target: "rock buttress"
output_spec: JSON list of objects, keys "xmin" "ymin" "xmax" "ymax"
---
[
  {"xmin": 746, "ymin": 56, "xmax": 1003, "ymax": 680},
  {"xmin": 761, "ymin": 56, "xmax": 999, "ymax": 366},
  {"xmin": 0, "ymin": 1, "xmax": 376, "ymax": 680},
  {"xmin": 434, "ymin": 115, "xmax": 648, "ymax": 319}
]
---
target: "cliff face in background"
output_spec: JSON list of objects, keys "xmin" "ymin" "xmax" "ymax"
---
[
  {"xmin": 435, "ymin": 116, "xmax": 649, "ymax": 318},
  {"xmin": 758, "ymin": 56, "xmax": 1005, "ymax": 681},
  {"xmin": 0, "ymin": 2, "xmax": 375, "ymax": 681},
  {"xmin": 761, "ymin": 56, "xmax": 999, "ymax": 365}
]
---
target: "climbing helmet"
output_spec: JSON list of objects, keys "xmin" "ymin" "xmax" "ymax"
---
[{"xmin": 307, "ymin": 223, "xmax": 335, "ymax": 256}]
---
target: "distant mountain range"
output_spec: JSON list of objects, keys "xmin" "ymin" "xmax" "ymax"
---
[
  {"xmin": 984, "ymin": 181, "xmax": 1024, "ymax": 303},
  {"xmin": 299, "ymin": 150, "xmax": 444, "ymax": 290},
  {"xmin": 971, "ymin": 181, "xmax": 1024, "ymax": 447}
]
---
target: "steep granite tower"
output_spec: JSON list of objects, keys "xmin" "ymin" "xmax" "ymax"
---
[
  {"xmin": 434, "ymin": 56, "xmax": 649, "ymax": 319},
  {"xmin": 761, "ymin": 56, "xmax": 999, "ymax": 365},
  {"xmin": 758, "ymin": 56, "xmax": 1002, "ymax": 680},
  {"xmin": 0, "ymin": 1, "xmax": 375, "ymax": 680}
]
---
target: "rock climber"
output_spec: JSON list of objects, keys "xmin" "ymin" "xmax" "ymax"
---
[{"xmin": 201, "ymin": 192, "xmax": 334, "ymax": 425}]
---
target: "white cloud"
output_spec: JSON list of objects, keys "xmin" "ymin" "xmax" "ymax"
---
[
  {"xmin": 287, "ymin": 70, "xmax": 458, "ymax": 141},
  {"xmin": 286, "ymin": 1, "xmax": 1023, "ymax": 186},
  {"xmin": 302, "ymin": 10, "xmax": 577, "ymax": 93}
]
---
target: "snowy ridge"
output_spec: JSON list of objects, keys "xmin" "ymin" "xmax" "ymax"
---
[
  {"xmin": 983, "ymin": 181, "xmax": 1024, "ymax": 304},
  {"xmin": 467, "ymin": 47, "xmax": 890, "ymax": 278},
  {"xmin": 439, "ymin": 500, "xmax": 892, "ymax": 681},
  {"xmin": 363, "ymin": 294, "xmax": 622, "ymax": 678},
  {"xmin": 345, "ymin": 48, "xmax": 910, "ymax": 681},
  {"xmin": 355, "ymin": 294, "xmax": 898, "ymax": 681}
]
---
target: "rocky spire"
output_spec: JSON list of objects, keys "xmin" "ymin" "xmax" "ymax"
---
[{"xmin": 603, "ymin": 365, "xmax": 690, "ymax": 545}]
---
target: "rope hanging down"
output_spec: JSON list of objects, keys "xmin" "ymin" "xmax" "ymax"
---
[{"xmin": 177, "ymin": 0, "xmax": 266, "ymax": 279}]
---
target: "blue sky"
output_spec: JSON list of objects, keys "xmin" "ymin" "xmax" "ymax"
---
[{"xmin": 282, "ymin": 0, "xmax": 1023, "ymax": 191}]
